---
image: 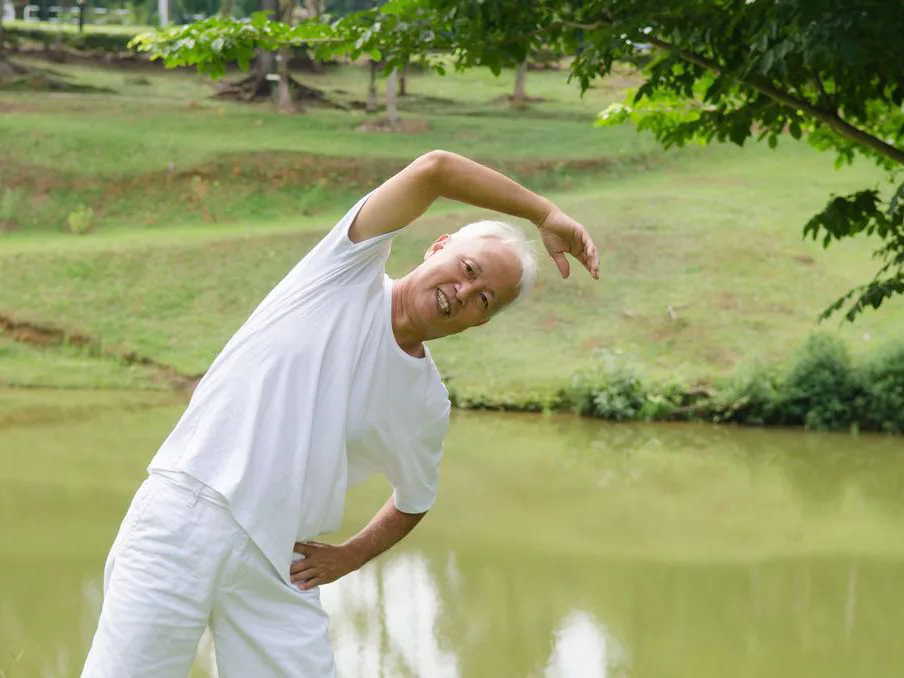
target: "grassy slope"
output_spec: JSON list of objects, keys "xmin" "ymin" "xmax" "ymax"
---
[
  {"xmin": 0, "ymin": 59, "xmax": 655, "ymax": 237},
  {"xmin": 1, "ymin": 59, "xmax": 901, "ymax": 395}
]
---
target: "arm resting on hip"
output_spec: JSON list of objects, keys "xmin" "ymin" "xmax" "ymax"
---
[{"xmin": 291, "ymin": 494, "xmax": 425, "ymax": 589}]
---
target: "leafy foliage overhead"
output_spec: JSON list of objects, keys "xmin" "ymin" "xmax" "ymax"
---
[{"xmin": 133, "ymin": 0, "xmax": 904, "ymax": 320}]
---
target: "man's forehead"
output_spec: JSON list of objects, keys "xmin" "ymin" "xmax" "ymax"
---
[{"xmin": 458, "ymin": 238, "xmax": 521, "ymax": 293}]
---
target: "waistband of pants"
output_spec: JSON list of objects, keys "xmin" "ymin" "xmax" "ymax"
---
[{"xmin": 150, "ymin": 469, "xmax": 230, "ymax": 509}]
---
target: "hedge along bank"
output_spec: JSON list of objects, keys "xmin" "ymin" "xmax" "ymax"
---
[{"xmin": 452, "ymin": 335, "xmax": 904, "ymax": 435}]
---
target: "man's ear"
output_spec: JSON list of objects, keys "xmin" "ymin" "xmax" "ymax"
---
[{"xmin": 424, "ymin": 234, "xmax": 451, "ymax": 261}]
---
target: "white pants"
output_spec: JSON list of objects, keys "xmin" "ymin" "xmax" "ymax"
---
[{"xmin": 81, "ymin": 472, "xmax": 336, "ymax": 677}]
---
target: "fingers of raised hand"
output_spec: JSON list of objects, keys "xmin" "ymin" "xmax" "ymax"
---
[
  {"xmin": 580, "ymin": 233, "xmax": 599, "ymax": 279},
  {"xmin": 552, "ymin": 252, "xmax": 570, "ymax": 279}
]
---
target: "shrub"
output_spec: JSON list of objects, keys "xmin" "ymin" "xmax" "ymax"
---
[
  {"xmin": 783, "ymin": 334, "xmax": 862, "ymax": 430},
  {"xmin": 560, "ymin": 350, "xmax": 676, "ymax": 421},
  {"xmin": 858, "ymin": 341, "xmax": 904, "ymax": 433},
  {"xmin": 712, "ymin": 363, "xmax": 786, "ymax": 426},
  {"xmin": 66, "ymin": 206, "xmax": 95, "ymax": 234},
  {"xmin": 589, "ymin": 366, "xmax": 647, "ymax": 420}
]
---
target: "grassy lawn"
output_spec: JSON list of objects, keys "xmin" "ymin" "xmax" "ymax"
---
[{"xmin": 1, "ymin": 58, "xmax": 901, "ymax": 398}]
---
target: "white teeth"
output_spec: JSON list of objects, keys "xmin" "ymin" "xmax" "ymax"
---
[{"xmin": 437, "ymin": 289, "xmax": 450, "ymax": 315}]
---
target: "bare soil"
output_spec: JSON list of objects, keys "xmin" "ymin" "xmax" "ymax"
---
[{"xmin": 0, "ymin": 312, "xmax": 200, "ymax": 390}]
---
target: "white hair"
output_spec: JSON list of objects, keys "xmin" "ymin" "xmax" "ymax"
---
[{"xmin": 448, "ymin": 220, "xmax": 538, "ymax": 309}]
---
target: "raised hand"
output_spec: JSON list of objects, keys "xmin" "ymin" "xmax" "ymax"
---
[{"xmin": 537, "ymin": 206, "xmax": 600, "ymax": 280}]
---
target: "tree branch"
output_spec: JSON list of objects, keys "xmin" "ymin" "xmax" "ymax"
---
[
  {"xmin": 641, "ymin": 34, "xmax": 904, "ymax": 165},
  {"xmin": 810, "ymin": 67, "xmax": 835, "ymax": 111},
  {"xmin": 557, "ymin": 19, "xmax": 904, "ymax": 166}
]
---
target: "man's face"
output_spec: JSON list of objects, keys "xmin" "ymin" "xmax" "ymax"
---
[{"xmin": 405, "ymin": 235, "xmax": 523, "ymax": 340}]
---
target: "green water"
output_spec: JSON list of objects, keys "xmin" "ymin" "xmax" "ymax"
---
[{"xmin": 1, "ymin": 389, "xmax": 903, "ymax": 677}]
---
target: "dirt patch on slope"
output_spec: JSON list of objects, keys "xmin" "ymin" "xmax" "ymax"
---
[
  {"xmin": 0, "ymin": 312, "xmax": 200, "ymax": 391},
  {"xmin": 4, "ymin": 150, "xmax": 625, "ymax": 198}
]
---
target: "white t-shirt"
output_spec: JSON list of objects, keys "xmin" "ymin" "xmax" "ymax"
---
[{"xmin": 148, "ymin": 192, "xmax": 451, "ymax": 584}]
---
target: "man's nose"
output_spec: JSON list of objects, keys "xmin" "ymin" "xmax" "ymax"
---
[{"xmin": 456, "ymin": 282, "xmax": 478, "ymax": 305}]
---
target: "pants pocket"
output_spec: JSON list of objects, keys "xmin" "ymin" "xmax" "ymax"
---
[{"xmin": 102, "ymin": 476, "xmax": 165, "ymax": 591}]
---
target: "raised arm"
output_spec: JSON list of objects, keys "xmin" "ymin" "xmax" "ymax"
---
[
  {"xmin": 349, "ymin": 150, "xmax": 599, "ymax": 280},
  {"xmin": 290, "ymin": 495, "xmax": 424, "ymax": 590}
]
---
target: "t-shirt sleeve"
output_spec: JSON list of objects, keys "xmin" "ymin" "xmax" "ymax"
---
[
  {"xmin": 255, "ymin": 191, "xmax": 399, "ymax": 314},
  {"xmin": 386, "ymin": 402, "xmax": 451, "ymax": 514},
  {"xmin": 299, "ymin": 190, "xmax": 398, "ymax": 284}
]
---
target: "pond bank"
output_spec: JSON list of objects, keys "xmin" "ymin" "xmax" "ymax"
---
[
  {"xmin": 3, "ymin": 330, "xmax": 902, "ymax": 435},
  {"xmin": 452, "ymin": 334, "xmax": 904, "ymax": 434}
]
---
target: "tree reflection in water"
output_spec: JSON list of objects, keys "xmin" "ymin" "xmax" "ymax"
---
[{"xmin": 545, "ymin": 610, "xmax": 628, "ymax": 678}]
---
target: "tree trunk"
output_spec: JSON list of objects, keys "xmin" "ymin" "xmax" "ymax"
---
[
  {"xmin": 276, "ymin": 47, "xmax": 294, "ymax": 113},
  {"xmin": 366, "ymin": 59, "xmax": 378, "ymax": 113},
  {"xmin": 259, "ymin": 0, "xmax": 279, "ymax": 104},
  {"xmin": 398, "ymin": 62, "xmax": 407, "ymax": 96},
  {"xmin": 302, "ymin": 0, "xmax": 323, "ymax": 16},
  {"xmin": 158, "ymin": 0, "xmax": 169, "ymax": 26},
  {"xmin": 385, "ymin": 68, "xmax": 399, "ymax": 125},
  {"xmin": 0, "ymin": 2, "xmax": 16, "ymax": 77},
  {"xmin": 511, "ymin": 60, "xmax": 527, "ymax": 107}
]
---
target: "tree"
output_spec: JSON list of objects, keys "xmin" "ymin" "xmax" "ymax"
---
[
  {"xmin": 385, "ymin": 66, "xmax": 398, "ymax": 123},
  {"xmin": 511, "ymin": 60, "xmax": 527, "ymax": 108},
  {"xmin": 137, "ymin": 7, "xmax": 335, "ymax": 110},
  {"xmin": 0, "ymin": 0, "xmax": 15, "ymax": 77},
  {"xmin": 0, "ymin": 0, "xmax": 28, "ymax": 78},
  {"xmin": 365, "ymin": 58, "xmax": 378, "ymax": 112},
  {"xmin": 132, "ymin": 0, "xmax": 904, "ymax": 319}
]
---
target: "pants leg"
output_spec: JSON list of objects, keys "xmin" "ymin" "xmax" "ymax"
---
[
  {"xmin": 211, "ymin": 534, "xmax": 336, "ymax": 678},
  {"xmin": 81, "ymin": 474, "xmax": 240, "ymax": 678}
]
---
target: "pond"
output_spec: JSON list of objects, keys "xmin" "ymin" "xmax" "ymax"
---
[{"xmin": 1, "ymin": 389, "xmax": 903, "ymax": 677}]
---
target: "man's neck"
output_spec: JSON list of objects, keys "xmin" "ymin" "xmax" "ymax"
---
[{"xmin": 390, "ymin": 280, "xmax": 427, "ymax": 358}]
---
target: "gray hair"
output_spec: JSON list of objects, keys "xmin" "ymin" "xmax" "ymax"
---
[{"xmin": 449, "ymin": 220, "xmax": 538, "ymax": 308}]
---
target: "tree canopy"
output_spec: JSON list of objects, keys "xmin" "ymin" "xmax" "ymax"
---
[{"xmin": 132, "ymin": 0, "xmax": 904, "ymax": 320}]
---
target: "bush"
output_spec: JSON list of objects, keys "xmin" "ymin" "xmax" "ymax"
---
[
  {"xmin": 561, "ymin": 350, "xmax": 677, "ymax": 421},
  {"xmin": 858, "ymin": 341, "xmax": 904, "ymax": 433},
  {"xmin": 589, "ymin": 366, "xmax": 647, "ymax": 420},
  {"xmin": 711, "ymin": 363, "xmax": 785, "ymax": 426},
  {"xmin": 783, "ymin": 334, "xmax": 862, "ymax": 430},
  {"xmin": 66, "ymin": 206, "xmax": 95, "ymax": 234}
]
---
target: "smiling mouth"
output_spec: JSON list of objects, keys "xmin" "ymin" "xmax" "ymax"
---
[{"xmin": 436, "ymin": 288, "xmax": 451, "ymax": 316}]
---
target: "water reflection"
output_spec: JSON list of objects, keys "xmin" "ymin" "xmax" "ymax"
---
[
  {"xmin": 545, "ymin": 611, "xmax": 627, "ymax": 678},
  {"xmin": 323, "ymin": 552, "xmax": 631, "ymax": 678},
  {"xmin": 323, "ymin": 553, "xmax": 458, "ymax": 677}
]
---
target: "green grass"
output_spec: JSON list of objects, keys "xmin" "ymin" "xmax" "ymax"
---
[
  {"xmin": 0, "ymin": 333, "xmax": 164, "ymax": 390},
  {"xmin": 1, "ymin": 58, "xmax": 902, "ymax": 396}
]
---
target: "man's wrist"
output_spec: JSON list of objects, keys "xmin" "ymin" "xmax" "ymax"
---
[
  {"xmin": 531, "ymin": 198, "xmax": 556, "ymax": 228},
  {"xmin": 339, "ymin": 539, "xmax": 369, "ymax": 571}
]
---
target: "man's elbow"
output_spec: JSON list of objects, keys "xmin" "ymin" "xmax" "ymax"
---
[{"xmin": 415, "ymin": 149, "xmax": 451, "ymax": 186}]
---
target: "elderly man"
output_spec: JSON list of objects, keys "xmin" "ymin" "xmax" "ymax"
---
[{"xmin": 81, "ymin": 150, "xmax": 599, "ymax": 677}]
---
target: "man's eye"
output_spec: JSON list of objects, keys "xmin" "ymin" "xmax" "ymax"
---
[
  {"xmin": 480, "ymin": 293, "xmax": 488, "ymax": 307},
  {"xmin": 465, "ymin": 263, "xmax": 474, "ymax": 276}
]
